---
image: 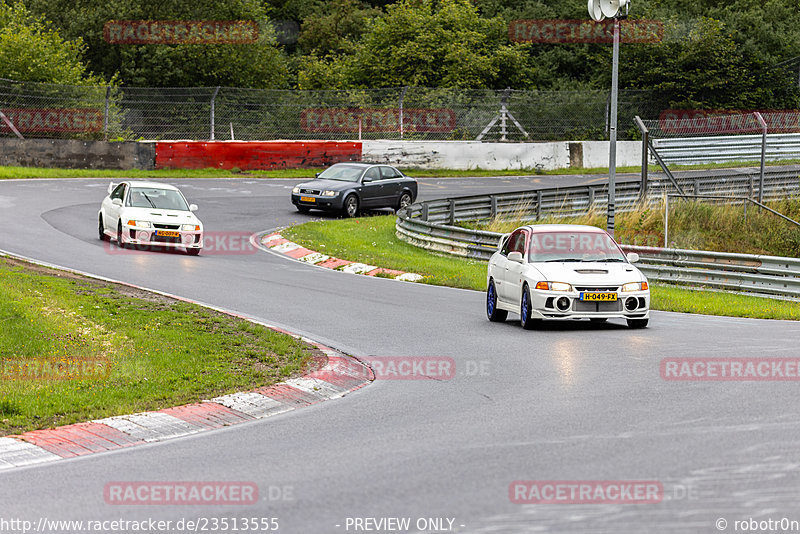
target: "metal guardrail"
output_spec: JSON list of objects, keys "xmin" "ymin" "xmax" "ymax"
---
[
  {"xmin": 652, "ymin": 133, "xmax": 800, "ymax": 166},
  {"xmin": 396, "ymin": 168, "xmax": 800, "ymax": 299}
]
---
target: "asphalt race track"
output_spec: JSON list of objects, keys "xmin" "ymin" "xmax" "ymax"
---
[{"xmin": 2, "ymin": 175, "xmax": 800, "ymax": 533}]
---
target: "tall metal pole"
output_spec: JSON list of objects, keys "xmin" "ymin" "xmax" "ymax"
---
[{"xmin": 607, "ymin": 17, "xmax": 620, "ymax": 236}]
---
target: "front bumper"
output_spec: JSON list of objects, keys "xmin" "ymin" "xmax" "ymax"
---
[
  {"xmin": 291, "ymin": 193, "xmax": 344, "ymax": 211},
  {"xmin": 122, "ymin": 225, "xmax": 203, "ymax": 250},
  {"xmin": 530, "ymin": 289, "xmax": 650, "ymax": 320}
]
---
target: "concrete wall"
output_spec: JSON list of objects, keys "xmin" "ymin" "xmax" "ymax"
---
[
  {"xmin": 363, "ymin": 140, "xmax": 641, "ymax": 171},
  {"xmin": 0, "ymin": 138, "xmax": 155, "ymax": 170}
]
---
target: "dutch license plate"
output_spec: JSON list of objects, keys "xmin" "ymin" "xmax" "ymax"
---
[
  {"xmin": 580, "ymin": 292, "xmax": 617, "ymax": 302},
  {"xmin": 155, "ymin": 230, "xmax": 179, "ymax": 238},
  {"xmin": 300, "ymin": 196, "xmax": 316, "ymax": 202}
]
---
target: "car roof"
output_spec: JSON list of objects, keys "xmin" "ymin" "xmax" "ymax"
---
[
  {"xmin": 330, "ymin": 162, "xmax": 394, "ymax": 167},
  {"xmin": 124, "ymin": 181, "xmax": 180, "ymax": 191},
  {"xmin": 521, "ymin": 224, "xmax": 607, "ymax": 233}
]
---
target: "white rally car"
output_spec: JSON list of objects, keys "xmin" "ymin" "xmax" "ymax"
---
[
  {"xmin": 98, "ymin": 181, "xmax": 203, "ymax": 255},
  {"xmin": 486, "ymin": 224, "xmax": 650, "ymax": 329}
]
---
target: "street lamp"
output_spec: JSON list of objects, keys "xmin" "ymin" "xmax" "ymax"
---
[{"xmin": 588, "ymin": 0, "xmax": 629, "ymax": 236}]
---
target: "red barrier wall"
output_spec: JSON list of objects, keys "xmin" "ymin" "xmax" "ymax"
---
[{"xmin": 155, "ymin": 141, "xmax": 362, "ymax": 170}]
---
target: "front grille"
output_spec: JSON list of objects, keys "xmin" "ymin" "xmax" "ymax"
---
[
  {"xmin": 573, "ymin": 300, "xmax": 622, "ymax": 313},
  {"xmin": 575, "ymin": 286, "xmax": 619, "ymax": 292},
  {"xmin": 154, "ymin": 224, "xmax": 180, "ymax": 230},
  {"xmin": 300, "ymin": 188, "xmax": 320, "ymax": 195}
]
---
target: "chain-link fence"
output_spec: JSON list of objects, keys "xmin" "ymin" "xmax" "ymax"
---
[{"xmin": 0, "ymin": 78, "xmax": 663, "ymax": 142}]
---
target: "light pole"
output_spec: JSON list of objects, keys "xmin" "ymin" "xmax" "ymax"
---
[{"xmin": 588, "ymin": 0, "xmax": 629, "ymax": 237}]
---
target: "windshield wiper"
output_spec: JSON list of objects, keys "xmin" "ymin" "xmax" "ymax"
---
[
  {"xmin": 581, "ymin": 258, "xmax": 625, "ymax": 262},
  {"xmin": 544, "ymin": 259, "xmax": 582, "ymax": 262},
  {"xmin": 141, "ymin": 193, "xmax": 157, "ymax": 208}
]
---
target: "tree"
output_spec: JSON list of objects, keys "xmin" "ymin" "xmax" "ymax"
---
[
  {"xmin": 0, "ymin": 1, "xmax": 104, "ymax": 84},
  {"xmin": 298, "ymin": 0, "xmax": 535, "ymax": 89},
  {"xmin": 25, "ymin": 0, "xmax": 288, "ymax": 88}
]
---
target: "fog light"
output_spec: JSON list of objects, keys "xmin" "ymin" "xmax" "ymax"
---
[
  {"xmin": 182, "ymin": 234, "xmax": 194, "ymax": 245},
  {"xmin": 138, "ymin": 231, "xmax": 150, "ymax": 242},
  {"xmin": 556, "ymin": 297, "xmax": 571, "ymax": 311},
  {"xmin": 625, "ymin": 297, "xmax": 638, "ymax": 311}
]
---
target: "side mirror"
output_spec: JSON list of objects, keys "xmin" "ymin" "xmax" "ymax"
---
[
  {"xmin": 189, "ymin": 204, "xmax": 198, "ymax": 212},
  {"xmin": 508, "ymin": 251, "xmax": 524, "ymax": 263},
  {"xmin": 111, "ymin": 198, "xmax": 122, "ymax": 207},
  {"xmin": 626, "ymin": 252, "xmax": 640, "ymax": 263},
  {"xmin": 315, "ymin": 172, "xmax": 321, "ymax": 178},
  {"xmin": 362, "ymin": 177, "xmax": 373, "ymax": 183},
  {"xmin": 107, "ymin": 183, "xmax": 115, "ymax": 194}
]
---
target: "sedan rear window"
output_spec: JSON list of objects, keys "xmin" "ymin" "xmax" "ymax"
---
[
  {"xmin": 528, "ymin": 231, "xmax": 626, "ymax": 263},
  {"xmin": 127, "ymin": 188, "xmax": 189, "ymax": 211}
]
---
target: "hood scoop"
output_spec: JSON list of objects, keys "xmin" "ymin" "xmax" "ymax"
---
[{"xmin": 574, "ymin": 269, "xmax": 609, "ymax": 274}]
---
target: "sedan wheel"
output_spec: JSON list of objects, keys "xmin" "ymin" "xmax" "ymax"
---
[
  {"xmin": 116, "ymin": 221, "xmax": 125, "ymax": 248},
  {"xmin": 627, "ymin": 318, "xmax": 649, "ymax": 329},
  {"xmin": 98, "ymin": 215, "xmax": 106, "ymax": 241},
  {"xmin": 343, "ymin": 195, "xmax": 359, "ymax": 218},
  {"xmin": 486, "ymin": 280, "xmax": 508, "ymax": 322},
  {"xmin": 397, "ymin": 192, "xmax": 412, "ymax": 211},
  {"xmin": 520, "ymin": 284, "xmax": 540, "ymax": 330}
]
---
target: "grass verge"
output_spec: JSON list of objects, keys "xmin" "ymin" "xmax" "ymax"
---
[
  {"xmin": 281, "ymin": 215, "xmax": 800, "ymax": 321},
  {"xmin": 0, "ymin": 257, "xmax": 320, "ymax": 436},
  {"xmin": 1, "ymin": 159, "xmax": 798, "ymax": 180},
  {"xmin": 465, "ymin": 198, "xmax": 800, "ymax": 257}
]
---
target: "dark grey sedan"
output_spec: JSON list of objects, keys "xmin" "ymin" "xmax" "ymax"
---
[{"xmin": 291, "ymin": 162, "xmax": 418, "ymax": 217}]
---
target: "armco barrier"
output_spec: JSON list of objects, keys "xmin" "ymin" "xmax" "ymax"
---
[
  {"xmin": 396, "ymin": 167, "xmax": 800, "ymax": 299},
  {"xmin": 155, "ymin": 140, "xmax": 362, "ymax": 170}
]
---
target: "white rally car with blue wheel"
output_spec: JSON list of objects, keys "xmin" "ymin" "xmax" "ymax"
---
[
  {"xmin": 486, "ymin": 224, "xmax": 650, "ymax": 329},
  {"xmin": 98, "ymin": 181, "xmax": 204, "ymax": 255}
]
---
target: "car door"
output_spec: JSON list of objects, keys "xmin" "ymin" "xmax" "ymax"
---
[
  {"xmin": 489, "ymin": 234, "xmax": 511, "ymax": 300},
  {"xmin": 359, "ymin": 167, "xmax": 383, "ymax": 208},
  {"xmin": 378, "ymin": 166, "xmax": 402, "ymax": 206},
  {"xmin": 504, "ymin": 229, "xmax": 530, "ymax": 304},
  {"xmin": 105, "ymin": 183, "xmax": 127, "ymax": 231}
]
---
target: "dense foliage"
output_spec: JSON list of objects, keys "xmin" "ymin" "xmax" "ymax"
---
[{"xmin": 7, "ymin": 0, "xmax": 800, "ymax": 109}]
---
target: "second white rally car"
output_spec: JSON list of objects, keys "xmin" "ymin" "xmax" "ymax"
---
[
  {"xmin": 486, "ymin": 224, "xmax": 650, "ymax": 329},
  {"xmin": 98, "ymin": 181, "xmax": 204, "ymax": 255}
]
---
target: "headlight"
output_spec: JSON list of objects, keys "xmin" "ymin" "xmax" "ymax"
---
[
  {"xmin": 621, "ymin": 281, "xmax": 648, "ymax": 292},
  {"xmin": 292, "ymin": 187, "xmax": 300, "ymax": 194},
  {"xmin": 534, "ymin": 281, "xmax": 573, "ymax": 291},
  {"xmin": 321, "ymin": 190, "xmax": 338, "ymax": 197},
  {"xmin": 181, "ymin": 224, "xmax": 200, "ymax": 231},
  {"xmin": 126, "ymin": 220, "xmax": 151, "ymax": 228}
]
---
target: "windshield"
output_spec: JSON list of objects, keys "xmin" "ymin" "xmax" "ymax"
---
[
  {"xmin": 127, "ymin": 188, "xmax": 189, "ymax": 210},
  {"xmin": 527, "ymin": 231, "xmax": 627, "ymax": 263},
  {"xmin": 316, "ymin": 165, "xmax": 364, "ymax": 182}
]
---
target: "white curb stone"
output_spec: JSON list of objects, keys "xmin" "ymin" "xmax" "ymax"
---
[
  {"xmin": 272, "ymin": 242, "xmax": 301, "ymax": 253},
  {"xmin": 95, "ymin": 412, "xmax": 200, "ymax": 442},
  {"xmin": 396, "ymin": 273, "xmax": 424, "ymax": 282},
  {"xmin": 286, "ymin": 377, "xmax": 349, "ymax": 399},
  {"xmin": 262, "ymin": 234, "xmax": 283, "ymax": 244},
  {"xmin": 299, "ymin": 252, "xmax": 330, "ymax": 264},
  {"xmin": 0, "ymin": 437, "xmax": 60, "ymax": 469},
  {"xmin": 340, "ymin": 263, "xmax": 378, "ymax": 275},
  {"xmin": 209, "ymin": 392, "xmax": 293, "ymax": 419}
]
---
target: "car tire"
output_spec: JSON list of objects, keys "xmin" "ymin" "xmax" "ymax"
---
[
  {"xmin": 397, "ymin": 192, "xmax": 412, "ymax": 211},
  {"xmin": 116, "ymin": 221, "xmax": 126, "ymax": 248},
  {"xmin": 627, "ymin": 318, "xmax": 649, "ymax": 329},
  {"xmin": 186, "ymin": 248, "xmax": 200, "ymax": 256},
  {"xmin": 98, "ymin": 215, "xmax": 107, "ymax": 241},
  {"xmin": 297, "ymin": 206, "xmax": 311, "ymax": 214},
  {"xmin": 486, "ymin": 279, "xmax": 508, "ymax": 322},
  {"xmin": 520, "ymin": 284, "xmax": 540, "ymax": 330},
  {"xmin": 343, "ymin": 194, "xmax": 359, "ymax": 218}
]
